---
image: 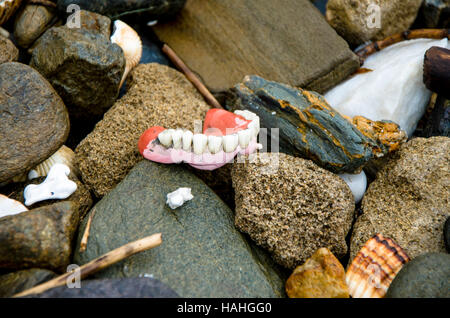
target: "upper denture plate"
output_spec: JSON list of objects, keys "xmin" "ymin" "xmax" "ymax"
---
[
  {"xmin": 182, "ymin": 130, "xmax": 193, "ymax": 151},
  {"xmin": 172, "ymin": 129, "xmax": 184, "ymax": 149},
  {"xmin": 238, "ymin": 129, "xmax": 252, "ymax": 148},
  {"xmin": 158, "ymin": 129, "xmax": 174, "ymax": 147},
  {"xmin": 208, "ymin": 135, "xmax": 223, "ymax": 154},
  {"xmin": 193, "ymin": 134, "xmax": 208, "ymax": 155},
  {"xmin": 223, "ymin": 134, "xmax": 239, "ymax": 153},
  {"xmin": 234, "ymin": 110, "xmax": 257, "ymax": 121}
]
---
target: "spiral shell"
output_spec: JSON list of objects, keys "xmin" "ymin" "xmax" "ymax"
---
[
  {"xmin": 346, "ymin": 234, "xmax": 410, "ymax": 298},
  {"xmin": 28, "ymin": 145, "xmax": 79, "ymax": 180},
  {"xmin": 0, "ymin": 0, "xmax": 22, "ymax": 26},
  {"xmin": 110, "ymin": 19, "xmax": 142, "ymax": 88},
  {"xmin": 0, "ymin": 194, "xmax": 28, "ymax": 218}
]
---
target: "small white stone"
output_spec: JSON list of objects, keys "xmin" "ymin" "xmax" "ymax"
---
[
  {"xmin": 23, "ymin": 163, "xmax": 77, "ymax": 206},
  {"xmin": 166, "ymin": 187, "xmax": 194, "ymax": 209},
  {"xmin": 338, "ymin": 170, "xmax": 367, "ymax": 204}
]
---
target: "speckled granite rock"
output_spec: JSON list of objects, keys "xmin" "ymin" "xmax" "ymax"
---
[
  {"xmin": 285, "ymin": 248, "xmax": 349, "ymax": 298},
  {"xmin": 57, "ymin": 0, "xmax": 186, "ymax": 20},
  {"xmin": 0, "ymin": 268, "xmax": 56, "ymax": 298},
  {"xmin": 74, "ymin": 160, "xmax": 286, "ymax": 298},
  {"xmin": 30, "ymin": 25, "xmax": 125, "ymax": 120},
  {"xmin": 1, "ymin": 174, "xmax": 92, "ymax": 219},
  {"xmin": 350, "ymin": 137, "xmax": 450, "ymax": 262},
  {"xmin": 0, "ymin": 202, "xmax": 79, "ymax": 272},
  {"xmin": 0, "ymin": 36, "xmax": 18, "ymax": 64},
  {"xmin": 386, "ymin": 253, "xmax": 450, "ymax": 298},
  {"xmin": 154, "ymin": 0, "xmax": 359, "ymax": 94},
  {"xmin": 225, "ymin": 75, "xmax": 390, "ymax": 174},
  {"xmin": 232, "ymin": 152, "xmax": 355, "ymax": 269},
  {"xmin": 26, "ymin": 278, "xmax": 179, "ymax": 298},
  {"xmin": 75, "ymin": 63, "xmax": 210, "ymax": 198},
  {"xmin": 326, "ymin": 0, "xmax": 423, "ymax": 46},
  {"xmin": 0, "ymin": 62, "xmax": 70, "ymax": 184}
]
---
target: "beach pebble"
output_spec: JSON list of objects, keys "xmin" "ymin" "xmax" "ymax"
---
[
  {"xmin": 166, "ymin": 187, "xmax": 193, "ymax": 210},
  {"xmin": 338, "ymin": 170, "xmax": 367, "ymax": 203}
]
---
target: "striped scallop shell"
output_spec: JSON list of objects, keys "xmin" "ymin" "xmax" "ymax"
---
[
  {"xmin": 346, "ymin": 234, "xmax": 410, "ymax": 298},
  {"xmin": 28, "ymin": 145, "xmax": 79, "ymax": 180},
  {"xmin": 110, "ymin": 20, "xmax": 142, "ymax": 88},
  {"xmin": 0, "ymin": 0, "xmax": 22, "ymax": 26}
]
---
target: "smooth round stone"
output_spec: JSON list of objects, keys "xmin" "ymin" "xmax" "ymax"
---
[
  {"xmin": 386, "ymin": 253, "xmax": 450, "ymax": 298},
  {"xmin": 0, "ymin": 62, "xmax": 70, "ymax": 184},
  {"xmin": 338, "ymin": 170, "xmax": 367, "ymax": 203},
  {"xmin": 0, "ymin": 36, "xmax": 19, "ymax": 64},
  {"xmin": 445, "ymin": 217, "xmax": 450, "ymax": 253}
]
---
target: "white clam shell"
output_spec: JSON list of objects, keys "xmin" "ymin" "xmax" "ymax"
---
[{"xmin": 0, "ymin": 194, "xmax": 28, "ymax": 219}]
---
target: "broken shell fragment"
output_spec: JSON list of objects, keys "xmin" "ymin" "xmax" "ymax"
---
[
  {"xmin": 28, "ymin": 145, "xmax": 79, "ymax": 180},
  {"xmin": 0, "ymin": 194, "xmax": 28, "ymax": 219},
  {"xmin": 0, "ymin": 0, "xmax": 22, "ymax": 26},
  {"xmin": 166, "ymin": 187, "xmax": 193, "ymax": 210},
  {"xmin": 346, "ymin": 234, "xmax": 410, "ymax": 298},
  {"xmin": 24, "ymin": 163, "xmax": 77, "ymax": 206},
  {"xmin": 110, "ymin": 19, "xmax": 142, "ymax": 88}
]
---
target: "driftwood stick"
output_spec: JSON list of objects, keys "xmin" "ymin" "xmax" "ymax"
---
[
  {"xmin": 423, "ymin": 46, "xmax": 450, "ymax": 99},
  {"xmin": 13, "ymin": 233, "xmax": 163, "ymax": 297},
  {"xmin": 355, "ymin": 29, "xmax": 449, "ymax": 64},
  {"xmin": 28, "ymin": 0, "xmax": 57, "ymax": 8},
  {"xmin": 78, "ymin": 208, "xmax": 96, "ymax": 253},
  {"xmin": 161, "ymin": 43, "xmax": 223, "ymax": 109}
]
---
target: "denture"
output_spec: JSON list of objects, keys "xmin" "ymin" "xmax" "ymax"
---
[{"xmin": 138, "ymin": 109, "xmax": 261, "ymax": 170}]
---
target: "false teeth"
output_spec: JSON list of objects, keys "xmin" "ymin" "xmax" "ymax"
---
[
  {"xmin": 172, "ymin": 129, "xmax": 183, "ymax": 149},
  {"xmin": 158, "ymin": 129, "xmax": 174, "ymax": 148},
  {"xmin": 208, "ymin": 135, "xmax": 223, "ymax": 154},
  {"xmin": 193, "ymin": 134, "xmax": 208, "ymax": 155},
  {"xmin": 182, "ymin": 130, "xmax": 193, "ymax": 151},
  {"xmin": 223, "ymin": 134, "xmax": 239, "ymax": 153},
  {"xmin": 238, "ymin": 129, "xmax": 252, "ymax": 149}
]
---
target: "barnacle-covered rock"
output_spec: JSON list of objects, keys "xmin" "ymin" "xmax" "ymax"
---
[
  {"xmin": 346, "ymin": 234, "xmax": 410, "ymax": 298},
  {"xmin": 226, "ymin": 75, "xmax": 391, "ymax": 174}
]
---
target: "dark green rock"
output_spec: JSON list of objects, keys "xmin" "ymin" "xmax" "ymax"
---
[
  {"xmin": 0, "ymin": 202, "xmax": 80, "ymax": 272},
  {"xmin": 0, "ymin": 268, "xmax": 56, "ymax": 298},
  {"xmin": 57, "ymin": 0, "xmax": 187, "ymax": 20},
  {"xmin": 386, "ymin": 253, "xmax": 450, "ymax": 298},
  {"xmin": 25, "ymin": 278, "xmax": 179, "ymax": 298},
  {"xmin": 74, "ymin": 160, "xmax": 286, "ymax": 297},
  {"xmin": 417, "ymin": 0, "xmax": 450, "ymax": 28},
  {"xmin": 225, "ymin": 75, "xmax": 380, "ymax": 174},
  {"xmin": 426, "ymin": 96, "xmax": 450, "ymax": 137},
  {"xmin": 30, "ymin": 25, "xmax": 125, "ymax": 121},
  {"xmin": 0, "ymin": 62, "xmax": 70, "ymax": 184}
]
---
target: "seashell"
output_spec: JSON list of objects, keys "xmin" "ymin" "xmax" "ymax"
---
[
  {"xmin": 0, "ymin": 0, "xmax": 22, "ymax": 26},
  {"xmin": 110, "ymin": 19, "xmax": 142, "ymax": 88},
  {"xmin": 28, "ymin": 145, "xmax": 79, "ymax": 180},
  {"xmin": 346, "ymin": 234, "xmax": 410, "ymax": 298},
  {"xmin": 0, "ymin": 194, "xmax": 28, "ymax": 218}
]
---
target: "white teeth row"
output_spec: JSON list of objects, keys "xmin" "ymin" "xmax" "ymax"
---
[{"xmin": 157, "ymin": 111, "xmax": 260, "ymax": 154}]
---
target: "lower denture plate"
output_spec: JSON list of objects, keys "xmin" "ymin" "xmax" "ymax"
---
[
  {"xmin": 182, "ymin": 130, "xmax": 193, "ymax": 151},
  {"xmin": 208, "ymin": 135, "xmax": 223, "ymax": 154},
  {"xmin": 172, "ymin": 129, "xmax": 183, "ymax": 149},
  {"xmin": 158, "ymin": 129, "xmax": 174, "ymax": 148}
]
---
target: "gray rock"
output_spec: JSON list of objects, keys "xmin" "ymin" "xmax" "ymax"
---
[
  {"xmin": 350, "ymin": 137, "xmax": 450, "ymax": 262},
  {"xmin": 74, "ymin": 160, "xmax": 286, "ymax": 297},
  {"xmin": 26, "ymin": 278, "xmax": 179, "ymax": 298},
  {"xmin": 30, "ymin": 25, "xmax": 125, "ymax": 121},
  {"xmin": 386, "ymin": 253, "xmax": 450, "ymax": 298},
  {"xmin": 57, "ymin": 0, "xmax": 186, "ymax": 20},
  {"xmin": 0, "ymin": 268, "xmax": 56, "ymax": 298},
  {"xmin": 232, "ymin": 153, "xmax": 355, "ymax": 269},
  {"xmin": 0, "ymin": 202, "xmax": 80, "ymax": 272},
  {"xmin": 153, "ymin": 0, "xmax": 359, "ymax": 94},
  {"xmin": 0, "ymin": 62, "xmax": 70, "ymax": 184},
  {"xmin": 0, "ymin": 36, "xmax": 18, "ymax": 64}
]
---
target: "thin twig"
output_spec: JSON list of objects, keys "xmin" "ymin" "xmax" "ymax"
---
[
  {"xmin": 78, "ymin": 208, "xmax": 96, "ymax": 253},
  {"xmin": 161, "ymin": 43, "xmax": 223, "ymax": 109},
  {"xmin": 13, "ymin": 233, "xmax": 163, "ymax": 297}
]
